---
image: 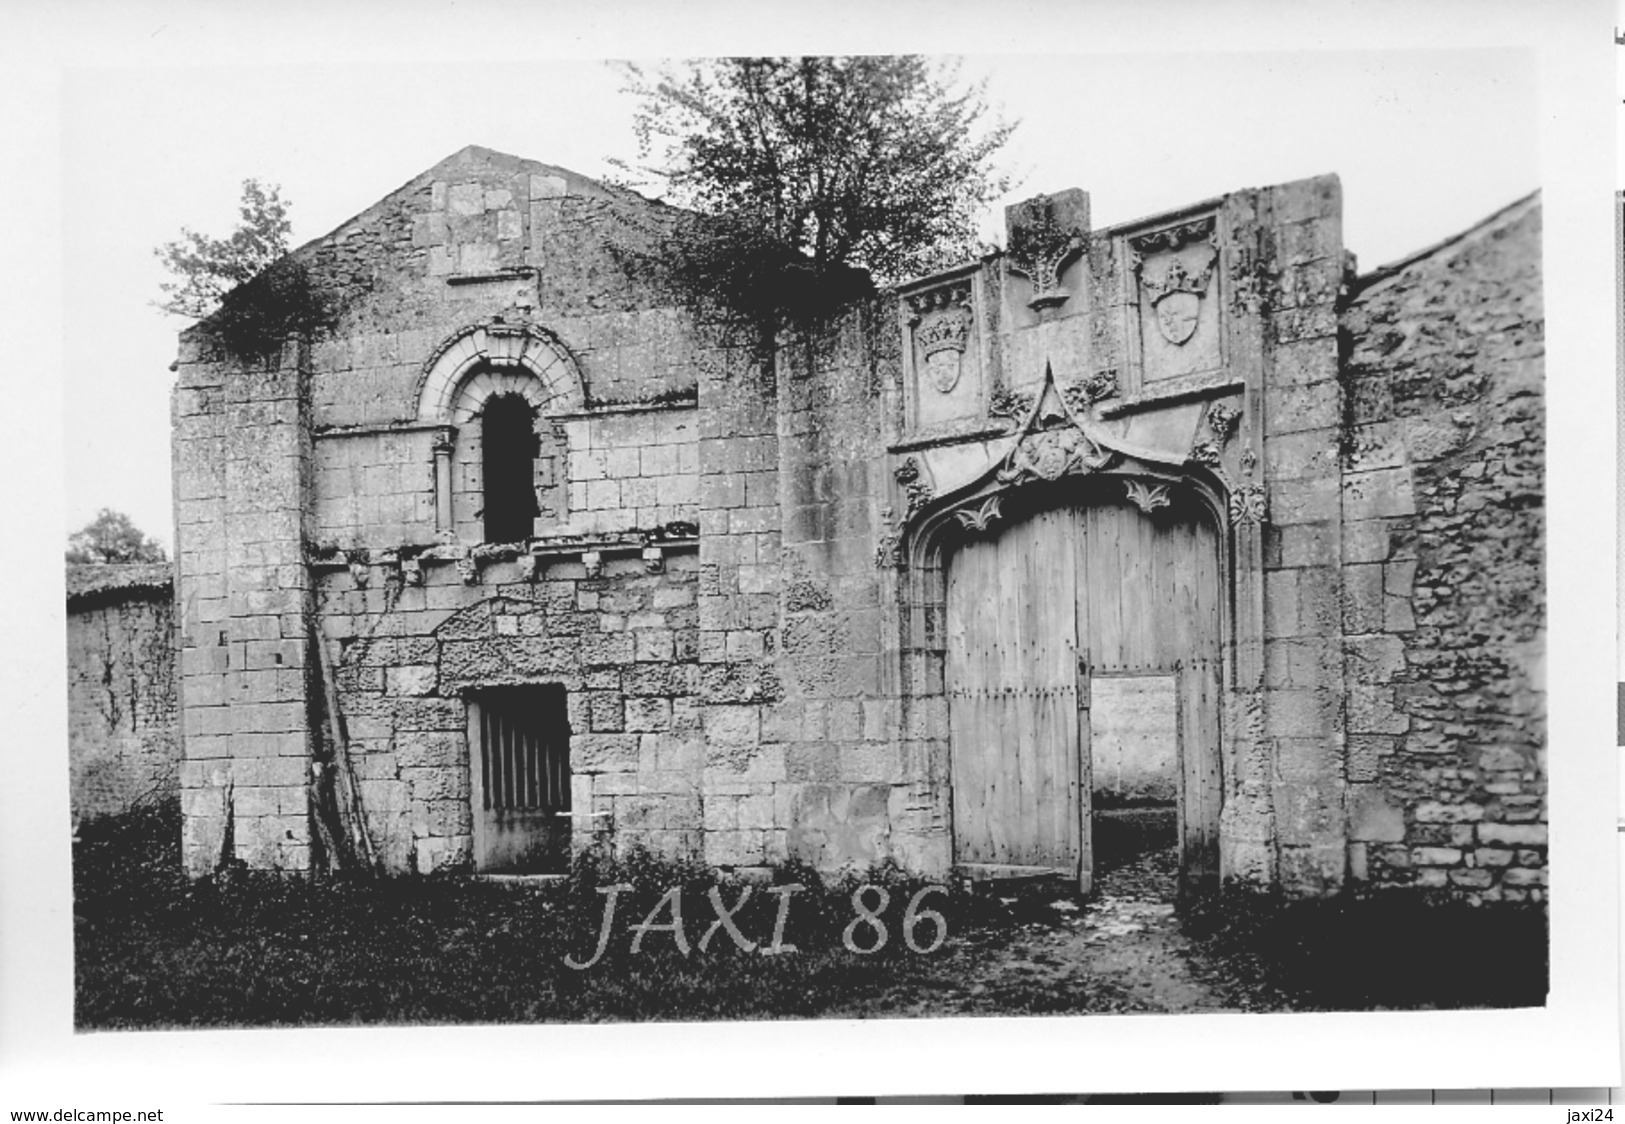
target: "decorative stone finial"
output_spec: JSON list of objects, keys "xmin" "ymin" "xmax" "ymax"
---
[{"xmin": 1005, "ymin": 189, "xmax": 1090, "ymax": 311}]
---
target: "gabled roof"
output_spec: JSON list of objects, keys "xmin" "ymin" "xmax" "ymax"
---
[
  {"xmin": 298, "ymin": 144, "xmax": 668, "ymax": 257},
  {"xmin": 180, "ymin": 145, "xmax": 679, "ymax": 341}
]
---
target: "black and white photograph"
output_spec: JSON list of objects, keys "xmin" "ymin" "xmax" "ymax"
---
[{"xmin": 4, "ymin": 0, "xmax": 1618, "ymax": 1108}]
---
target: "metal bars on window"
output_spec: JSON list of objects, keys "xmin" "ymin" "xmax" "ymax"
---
[{"xmin": 477, "ymin": 688, "xmax": 570, "ymax": 814}]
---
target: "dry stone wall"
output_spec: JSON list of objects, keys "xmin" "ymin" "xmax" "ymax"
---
[
  {"xmin": 1338, "ymin": 196, "xmax": 1545, "ymax": 901},
  {"xmin": 66, "ymin": 566, "xmax": 178, "ymax": 822}
]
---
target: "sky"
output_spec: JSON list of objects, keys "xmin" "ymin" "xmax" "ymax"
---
[
  {"xmin": 60, "ymin": 48, "xmax": 1541, "ymax": 553},
  {"xmin": 5, "ymin": 0, "xmax": 1619, "ymax": 1103}
]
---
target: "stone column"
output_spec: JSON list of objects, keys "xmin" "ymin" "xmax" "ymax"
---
[{"xmin": 433, "ymin": 427, "xmax": 455, "ymax": 538}]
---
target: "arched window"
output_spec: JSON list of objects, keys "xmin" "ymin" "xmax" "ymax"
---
[
  {"xmin": 480, "ymin": 392, "xmax": 540, "ymax": 543},
  {"xmin": 417, "ymin": 322, "xmax": 583, "ymax": 544}
]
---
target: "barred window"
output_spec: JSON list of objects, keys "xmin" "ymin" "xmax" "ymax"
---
[{"xmin": 469, "ymin": 685, "xmax": 571, "ymax": 873}]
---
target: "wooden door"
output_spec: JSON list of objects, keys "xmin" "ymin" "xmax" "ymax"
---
[
  {"xmin": 946, "ymin": 507, "xmax": 1090, "ymax": 889},
  {"xmin": 1073, "ymin": 494, "xmax": 1222, "ymax": 888},
  {"xmin": 945, "ymin": 488, "xmax": 1223, "ymax": 893}
]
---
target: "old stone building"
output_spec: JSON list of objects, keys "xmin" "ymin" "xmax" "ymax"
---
[{"xmin": 168, "ymin": 145, "xmax": 1544, "ymax": 900}]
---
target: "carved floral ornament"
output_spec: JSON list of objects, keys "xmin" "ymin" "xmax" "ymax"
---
[
  {"xmin": 1207, "ymin": 401, "xmax": 1241, "ymax": 441},
  {"xmin": 1124, "ymin": 480, "xmax": 1172, "ymax": 515},
  {"xmin": 904, "ymin": 280, "xmax": 971, "ymax": 320},
  {"xmin": 1063, "ymin": 370, "xmax": 1118, "ymax": 415},
  {"xmin": 988, "ymin": 384, "xmax": 1035, "ymax": 423},
  {"xmin": 1180, "ymin": 395, "xmax": 1262, "ymax": 524},
  {"xmin": 1190, "ymin": 440, "xmax": 1223, "ymax": 468},
  {"xmin": 954, "ymin": 495, "xmax": 1004, "ymax": 534},
  {"xmin": 895, "ymin": 456, "xmax": 935, "ymax": 520},
  {"xmin": 880, "ymin": 364, "xmax": 1266, "ymax": 571},
  {"xmin": 1007, "ymin": 197, "xmax": 1086, "ymax": 311},
  {"xmin": 875, "ymin": 506, "xmax": 903, "ymax": 570},
  {"xmin": 1191, "ymin": 399, "xmax": 1240, "ymax": 471},
  {"xmin": 1228, "ymin": 483, "xmax": 1267, "ymax": 525}
]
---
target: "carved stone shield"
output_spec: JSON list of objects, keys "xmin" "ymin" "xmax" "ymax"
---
[
  {"xmin": 924, "ymin": 348, "xmax": 963, "ymax": 394},
  {"xmin": 1154, "ymin": 291, "xmax": 1201, "ymax": 345},
  {"xmin": 916, "ymin": 310, "xmax": 970, "ymax": 394}
]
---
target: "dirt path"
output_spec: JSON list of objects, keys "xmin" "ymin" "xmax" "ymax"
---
[{"xmin": 837, "ymin": 812, "xmax": 1245, "ymax": 1018}]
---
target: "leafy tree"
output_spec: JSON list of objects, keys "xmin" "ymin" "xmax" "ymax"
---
[
  {"xmin": 66, "ymin": 509, "xmax": 168, "ymax": 565},
  {"xmin": 615, "ymin": 56, "xmax": 1017, "ymax": 317},
  {"xmin": 154, "ymin": 179, "xmax": 292, "ymax": 320}
]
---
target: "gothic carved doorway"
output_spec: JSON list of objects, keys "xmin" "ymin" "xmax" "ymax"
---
[{"xmin": 944, "ymin": 485, "xmax": 1223, "ymax": 894}]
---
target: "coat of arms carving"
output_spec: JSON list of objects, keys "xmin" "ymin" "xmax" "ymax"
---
[
  {"xmin": 915, "ymin": 311, "xmax": 970, "ymax": 394},
  {"xmin": 1131, "ymin": 217, "xmax": 1219, "ymax": 347},
  {"xmin": 996, "ymin": 424, "xmax": 1114, "ymax": 487}
]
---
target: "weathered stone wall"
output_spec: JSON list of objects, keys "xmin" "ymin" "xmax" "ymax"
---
[
  {"xmin": 1339, "ymin": 195, "xmax": 1545, "ymax": 901},
  {"xmin": 174, "ymin": 146, "xmax": 738, "ymax": 875},
  {"xmin": 772, "ymin": 305, "xmax": 928, "ymax": 872},
  {"xmin": 1253, "ymin": 177, "xmax": 1354, "ymax": 895},
  {"xmin": 315, "ymin": 547, "xmax": 700, "ymax": 873},
  {"xmin": 173, "ymin": 338, "xmax": 316, "ymax": 875},
  {"xmin": 310, "ymin": 408, "xmax": 700, "ymax": 550},
  {"xmin": 66, "ymin": 566, "xmax": 178, "ymax": 822},
  {"xmin": 300, "ymin": 147, "xmax": 705, "ymax": 555},
  {"xmin": 302, "ymin": 150, "xmax": 700, "ymax": 432},
  {"xmin": 693, "ymin": 328, "xmax": 786, "ymax": 872},
  {"xmin": 165, "ymin": 143, "xmax": 1543, "ymax": 899}
]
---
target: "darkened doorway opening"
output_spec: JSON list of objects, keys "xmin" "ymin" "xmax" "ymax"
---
[
  {"xmin": 481, "ymin": 392, "xmax": 540, "ymax": 544},
  {"xmin": 468, "ymin": 684, "xmax": 571, "ymax": 873}
]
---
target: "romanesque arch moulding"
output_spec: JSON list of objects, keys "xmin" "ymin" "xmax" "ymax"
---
[
  {"xmin": 414, "ymin": 320, "xmax": 585, "ymax": 544},
  {"xmin": 415, "ymin": 320, "xmax": 586, "ymax": 425}
]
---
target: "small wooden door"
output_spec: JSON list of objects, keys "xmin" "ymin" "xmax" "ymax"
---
[
  {"xmin": 945, "ymin": 489, "xmax": 1223, "ymax": 893},
  {"xmin": 947, "ymin": 507, "xmax": 1091, "ymax": 890}
]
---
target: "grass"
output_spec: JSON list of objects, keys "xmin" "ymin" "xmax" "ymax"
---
[
  {"xmin": 1181, "ymin": 884, "xmax": 1549, "ymax": 1011},
  {"xmin": 74, "ymin": 800, "xmax": 993, "ymax": 1028},
  {"xmin": 73, "ymin": 800, "xmax": 1548, "ymax": 1028}
]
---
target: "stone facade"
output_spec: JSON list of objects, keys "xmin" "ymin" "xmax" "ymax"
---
[
  {"xmin": 66, "ymin": 564, "xmax": 178, "ymax": 823},
  {"xmin": 167, "ymin": 145, "xmax": 1544, "ymax": 898}
]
